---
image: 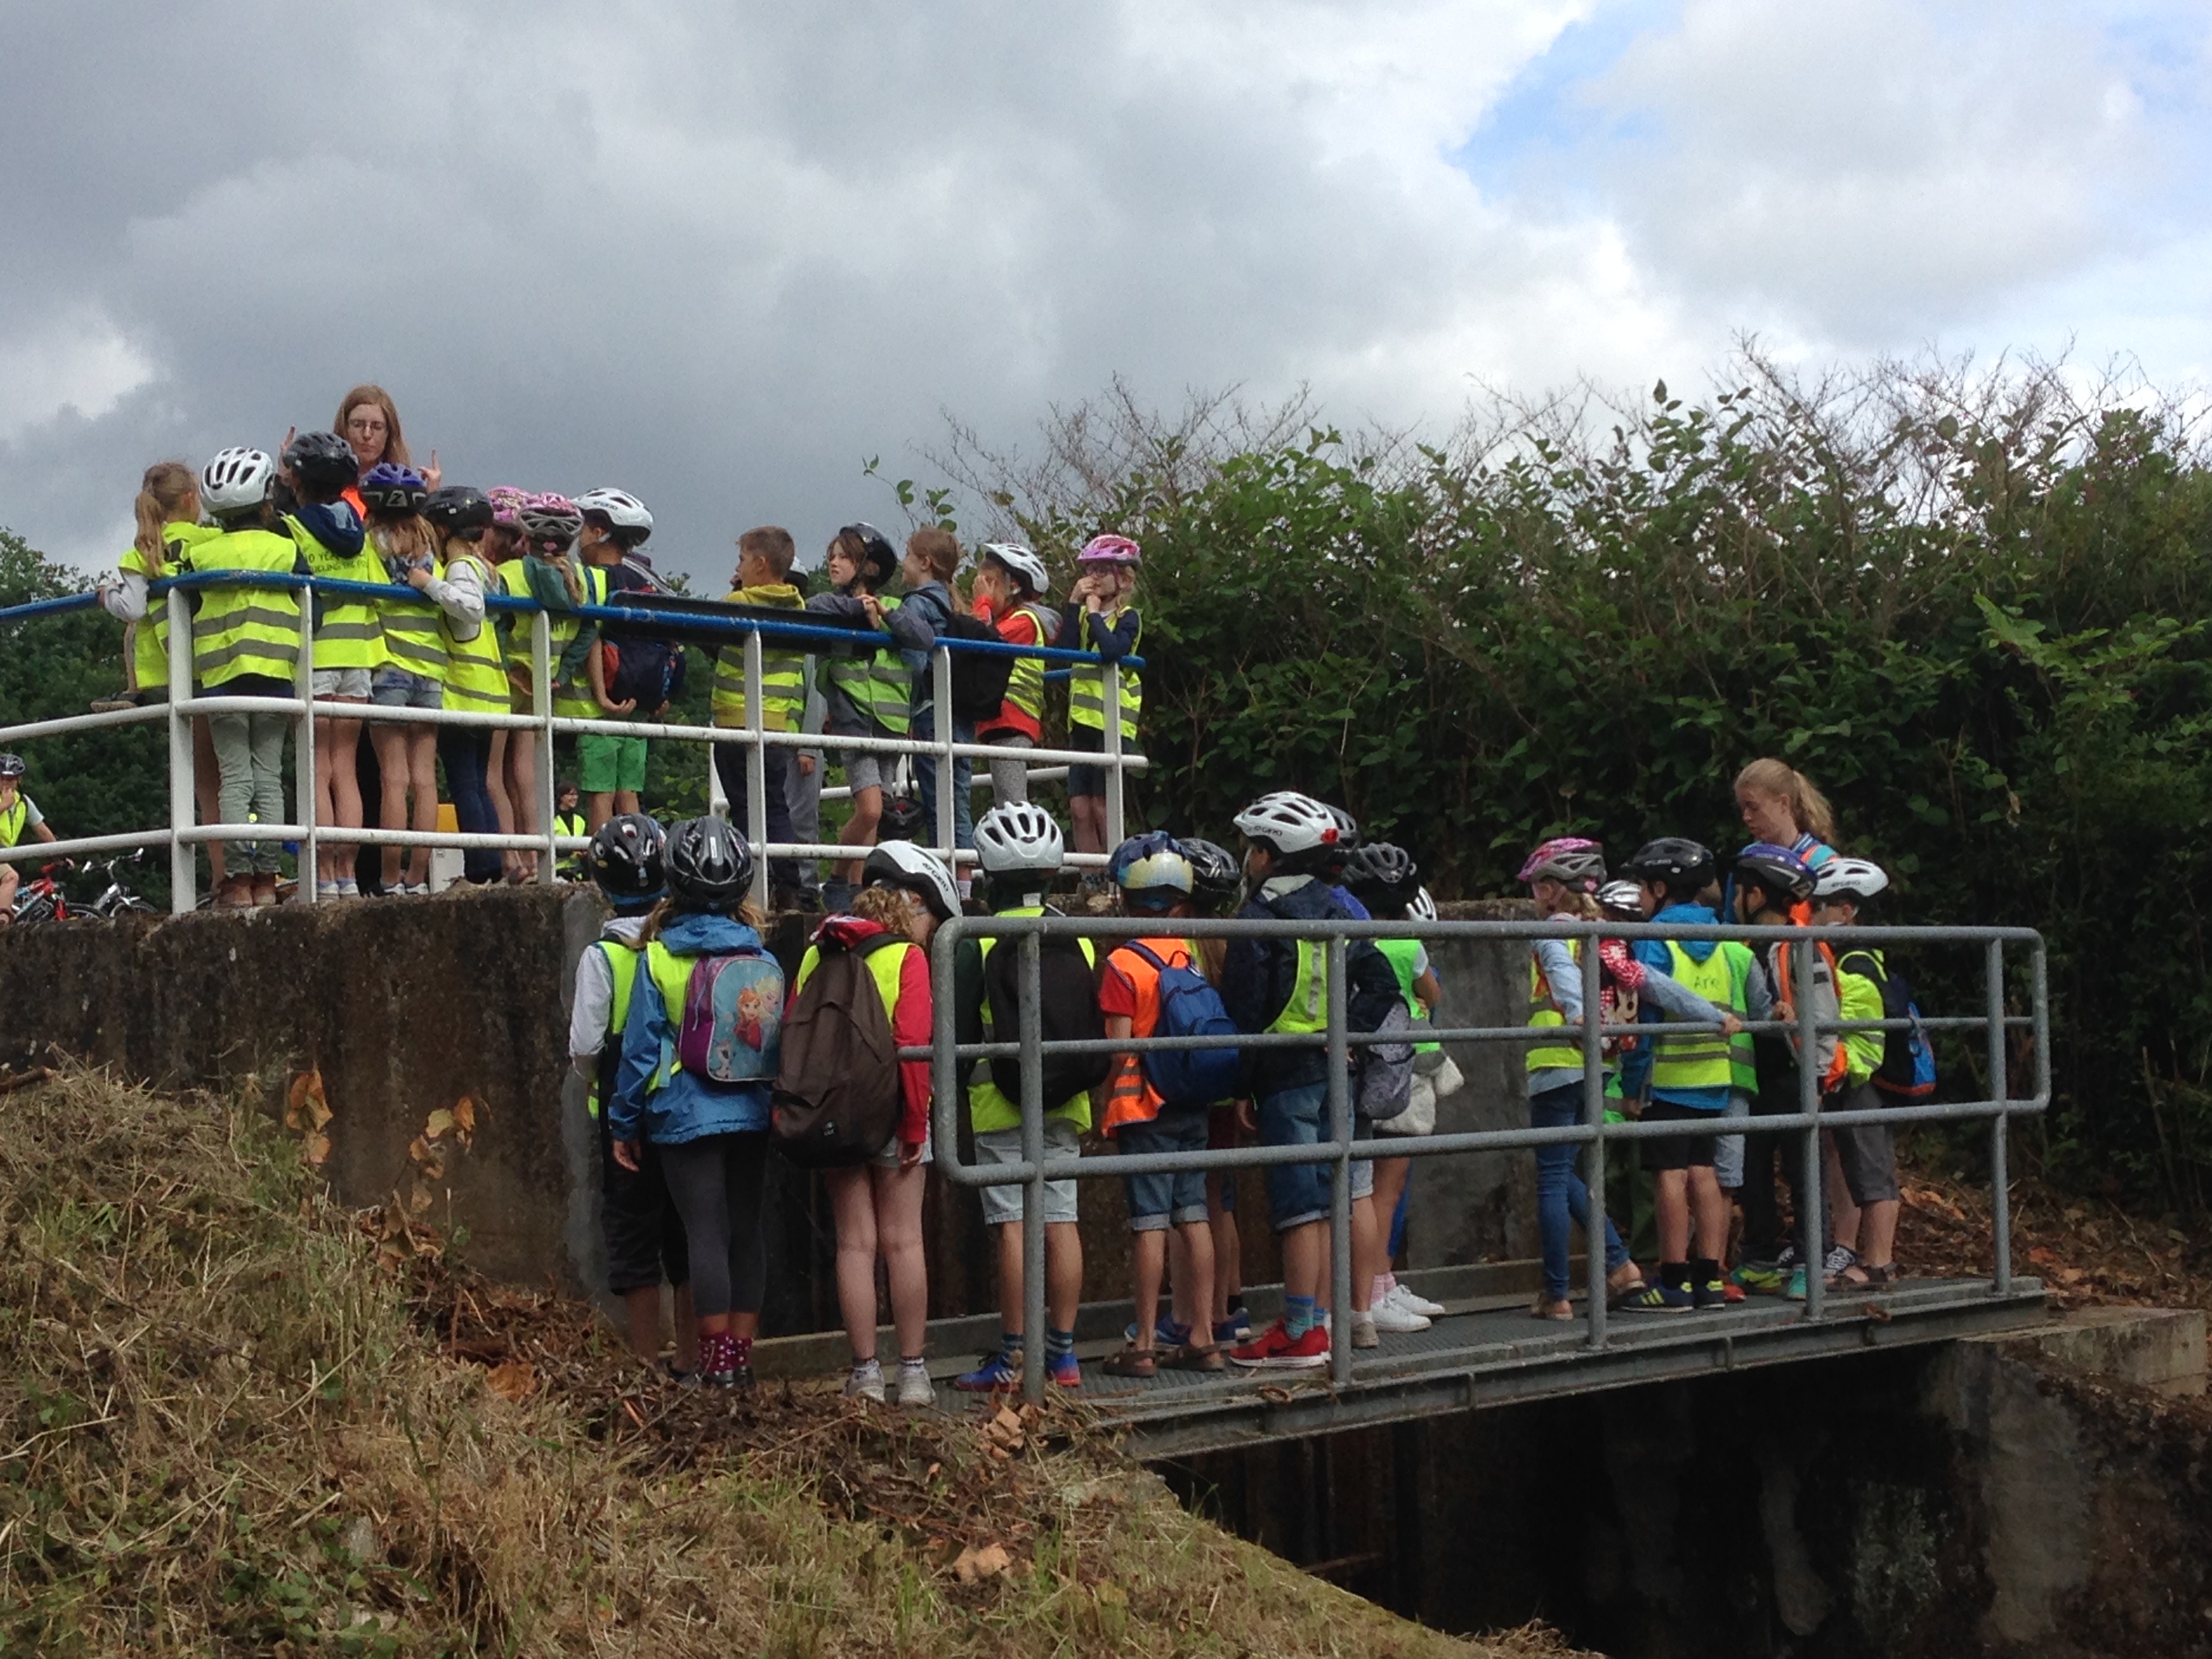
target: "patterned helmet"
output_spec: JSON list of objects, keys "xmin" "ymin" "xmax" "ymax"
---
[
  {"xmin": 1077, "ymin": 533, "xmax": 1141, "ymax": 566},
  {"xmin": 1517, "ymin": 837, "xmax": 1606, "ymax": 892}
]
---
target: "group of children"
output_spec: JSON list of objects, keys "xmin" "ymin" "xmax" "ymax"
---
[
  {"xmin": 1518, "ymin": 758, "xmax": 1914, "ymax": 1318},
  {"xmin": 567, "ymin": 784, "xmax": 1460, "ymax": 1394},
  {"xmin": 89, "ymin": 417, "xmax": 1147, "ymax": 909}
]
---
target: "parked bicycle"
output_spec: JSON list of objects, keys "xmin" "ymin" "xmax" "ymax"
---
[
  {"xmin": 79, "ymin": 851, "xmax": 156, "ymax": 918},
  {"xmin": 9, "ymin": 861, "xmax": 74, "ymax": 926}
]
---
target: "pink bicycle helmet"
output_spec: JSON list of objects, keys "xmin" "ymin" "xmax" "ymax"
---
[
  {"xmin": 1078, "ymin": 533, "xmax": 1141, "ymax": 566},
  {"xmin": 1518, "ymin": 837, "xmax": 1607, "ymax": 892}
]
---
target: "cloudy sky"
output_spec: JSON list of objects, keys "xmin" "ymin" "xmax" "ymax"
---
[{"xmin": 3, "ymin": 0, "xmax": 2207, "ymax": 585}]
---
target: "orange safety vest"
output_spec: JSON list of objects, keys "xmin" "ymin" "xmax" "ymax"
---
[
  {"xmin": 1769, "ymin": 936, "xmax": 1849, "ymax": 1093},
  {"xmin": 1099, "ymin": 935, "xmax": 1200, "ymax": 1136}
]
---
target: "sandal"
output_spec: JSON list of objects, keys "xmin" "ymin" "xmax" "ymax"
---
[
  {"xmin": 1101, "ymin": 1347, "xmax": 1158, "ymax": 1379},
  {"xmin": 1531, "ymin": 1296, "xmax": 1575, "ymax": 1323},
  {"xmin": 1161, "ymin": 1344, "xmax": 1227, "ymax": 1373},
  {"xmin": 1847, "ymin": 1262, "xmax": 1900, "ymax": 1287}
]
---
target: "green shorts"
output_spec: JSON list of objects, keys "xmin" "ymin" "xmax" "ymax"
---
[{"xmin": 577, "ymin": 730, "xmax": 647, "ymax": 794}]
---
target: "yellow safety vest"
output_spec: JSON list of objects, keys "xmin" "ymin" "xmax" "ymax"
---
[
  {"xmin": 287, "ymin": 513, "xmax": 387, "ymax": 671},
  {"xmin": 1000, "ymin": 602, "xmax": 1055, "ymax": 725},
  {"xmin": 1647, "ymin": 941, "xmax": 1738, "ymax": 1094},
  {"xmin": 119, "ymin": 521, "xmax": 220, "ymax": 693},
  {"xmin": 495, "ymin": 560, "xmax": 533, "ymax": 708},
  {"xmin": 189, "ymin": 528, "xmax": 302, "ymax": 687},
  {"xmin": 0, "ymin": 797, "xmax": 28, "ymax": 848},
  {"xmin": 968, "ymin": 911, "xmax": 1096, "ymax": 1134},
  {"xmin": 1526, "ymin": 942, "xmax": 1587, "ymax": 1076},
  {"xmin": 1725, "ymin": 944, "xmax": 1758, "ymax": 1091},
  {"xmin": 554, "ymin": 811, "xmax": 588, "ymax": 879},
  {"xmin": 1267, "ymin": 937, "xmax": 1330, "ymax": 1036},
  {"xmin": 585, "ymin": 937, "xmax": 643, "ymax": 1119},
  {"xmin": 1067, "ymin": 605, "xmax": 1141, "ymax": 741},
  {"xmin": 712, "ymin": 583, "xmax": 807, "ymax": 731},
  {"xmin": 820, "ymin": 593, "xmax": 912, "ymax": 737},
  {"xmin": 371, "ymin": 528, "xmax": 448, "ymax": 682},
  {"xmin": 551, "ymin": 565, "xmax": 609, "ymax": 722},
  {"xmin": 438, "ymin": 551, "xmax": 510, "ymax": 714}
]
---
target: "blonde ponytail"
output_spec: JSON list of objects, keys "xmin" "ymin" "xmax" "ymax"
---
[
  {"xmin": 131, "ymin": 461, "xmax": 198, "ymax": 578},
  {"xmin": 1734, "ymin": 757, "xmax": 1835, "ymax": 844}
]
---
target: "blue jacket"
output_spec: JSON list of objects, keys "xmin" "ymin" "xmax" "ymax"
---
[
  {"xmin": 1219, "ymin": 876, "xmax": 1399, "ymax": 1098},
  {"xmin": 1623, "ymin": 903, "xmax": 1733, "ymax": 1110},
  {"xmin": 610, "ymin": 913, "xmax": 775, "ymax": 1145}
]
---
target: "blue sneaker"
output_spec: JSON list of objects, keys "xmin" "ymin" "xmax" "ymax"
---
[
  {"xmin": 1047, "ymin": 1350, "xmax": 1082, "ymax": 1389},
  {"xmin": 1784, "ymin": 1267, "xmax": 1809, "ymax": 1301},
  {"xmin": 1123, "ymin": 1316, "xmax": 1190, "ymax": 1348},
  {"xmin": 1213, "ymin": 1314, "xmax": 1252, "ymax": 1345},
  {"xmin": 952, "ymin": 1351, "xmax": 1021, "ymax": 1393},
  {"xmin": 1620, "ymin": 1278, "xmax": 1696, "ymax": 1314}
]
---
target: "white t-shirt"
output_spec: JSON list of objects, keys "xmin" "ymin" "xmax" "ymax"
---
[{"xmin": 569, "ymin": 913, "xmax": 650, "ymax": 1061}]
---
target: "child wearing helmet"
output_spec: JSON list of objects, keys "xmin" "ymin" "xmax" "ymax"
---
[
  {"xmin": 611, "ymin": 817, "xmax": 784, "ymax": 1390},
  {"xmin": 190, "ymin": 449, "xmax": 307, "ymax": 907},
  {"xmin": 1061, "ymin": 535, "xmax": 1143, "ymax": 857},
  {"xmin": 574, "ymin": 489, "xmax": 663, "ymax": 838},
  {"xmin": 281, "ymin": 430, "xmax": 377, "ymax": 899},
  {"xmin": 1811, "ymin": 857, "xmax": 1902, "ymax": 1288},
  {"xmin": 1218, "ymin": 792, "xmax": 1404, "ymax": 1370},
  {"xmin": 808, "ymin": 523, "xmax": 908, "ymax": 903},
  {"xmin": 712, "ymin": 527, "xmax": 808, "ymax": 898},
  {"xmin": 1614, "ymin": 839, "xmax": 1753, "ymax": 1314},
  {"xmin": 802, "ymin": 840, "xmax": 953, "ymax": 1406},
  {"xmin": 571, "ymin": 813, "xmax": 696, "ymax": 1376},
  {"xmin": 1180, "ymin": 834, "xmax": 1254, "ymax": 1342},
  {"xmin": 0, "ymin": 755, "xmax": 59, "ymax": 924},
  {"xmin": 421, "ymin": 487, "xmax": 506, "ymax": 884},
  {"xmin": 876, "ymin": 529, "xmax": 974, "ymax": 867},
  {"xmin": 970, "ymin": 543, "xmax": 1060, "ymax": 808},
  {"xmin": 951, "ymin": 803, "xmax": 1093, "ymax": 1393}
]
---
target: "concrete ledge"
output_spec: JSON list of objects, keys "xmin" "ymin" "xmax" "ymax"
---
[{"xmin": 1966, "ymin": 1303, "xmax": 2207, "ymax": 1396}]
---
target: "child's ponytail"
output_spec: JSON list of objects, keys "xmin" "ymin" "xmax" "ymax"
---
[
  {"xmin": 131, "ymin": 462, "xmax": 198, "ymax": 579},
  {"xmin": 1735, "ymin": 757, "xmax": 1835, "ymax": 844}
]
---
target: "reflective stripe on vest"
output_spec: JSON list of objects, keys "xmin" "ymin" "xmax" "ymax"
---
[
  {"xmin": 821, "ymin": 594, "xmax": 912, "ymax": 736},
  {"xmin": 1267, "ymin": 937, "xmax": 1329, "ymax": 1036},
  {"xmin": 1648, "ymin": 941, "xmax": 1736, "ymax": 1094},
  {"xmin": 120, "ymin": 523, "xmax": 220, "ymax": 691},
  {"xmin": 1100, "ymin": 935, "xmax": 1200, "ymax": 1134},
  {"xmin": 586, "ymin": 938, "xmax": 644, "ymax": 1119},
  {"xmin": 1067, "ymin": 605, "xmax": 1141, "ymax": 739},
  {"xmin": 551, "ymin": 565, "xmax": 608, "ymax": 722},
  {"xmin": 968, "ymin": 912, "xmax": 1097, "ymax": 1134},
  {"xmin": 0, "ymin": 798, "xmax": 26, "ymax": 848},
  {"xmin": 188, "ymin": 528, "xmax": 301, "ymax": 687},
  {"xmin": 373, "ymin": 536, "xmax": 448, "ymax": 681},
  {"xmin": 287, "ymin": 514, "xmax": 387, "ymax": 670},
  {"xmin": 711, "ymin": 588, "xmax": 808, "ymax": 731},
  {"xmin": 1770, "ymin": 938, "xmax": 1851, "ymax": 1092},
  {"xmin": 1002, "ymin": 604, "xmax": 1054, "ymax": 723},
  {"xmin": 438, "ymin": 552, "xmax": 510, "ymax": 712},
  {"xmin": 1526, "ymin": 942, "xmax": 1585, "ymax": 1075}
]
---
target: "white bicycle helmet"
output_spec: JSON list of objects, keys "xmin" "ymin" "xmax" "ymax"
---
[
  {"xmin": 980, "ymin": 541, "xmax": 1050, "ymax": 598},
  {"xmin": 575, "ymin": 487, "xmax": 653, "ymax": 541},
  {"xmin": 1408, "ymin": 886, "xmax": 1437, "ymax": 923},
  {"xmin": 1597, "ymin": 880, "xmax": 1643, "ymax": 916},
  {"xmin": 199, "ymin": 448, "xmax": 276, "ymax": 514},
  {"xmin": 974, "ymin": 801, "xmax": 1064, "ymax": 878},
  {"xmin": 1232, "ymin": 791, "xmax": 1338, "ymax": 858},
  {"xmin": 1814, "ymin": 856, "xmax": 1889, "ymax": 903},
  {"xmin": 864, "ymin": 839, "xmax": 960, "ymax": 922}
]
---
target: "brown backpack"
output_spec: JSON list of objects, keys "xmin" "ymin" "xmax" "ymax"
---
[{"xmin": 771, "ymin": 934, "xmax": 905, "ymax": 1167}]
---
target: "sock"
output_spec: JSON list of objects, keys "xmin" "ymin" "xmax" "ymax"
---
[
  {"xmin": 1046, "ymin": 1328, "xmax": 1076, "ymax": 1360},
  {"xmin": 998, "ymin": 1330, "xmax": 1023, "ymax": 1363},
  {"xmin": 898, "ymin": 1355, "xmax": 928, "ymax": 1373},
  {"xmin": 1227, "ymin": 1293, "xmax": 1246, "ymax": 1315},
  {"xmin": 852, "ymin": 1357, "xmax": 882, "ymax": 1380},
  {"xmin": 1661, "ymin": 1261, "xmax": 1692, "ymax": 1292},
  {"xmin": 1689, "ymin": 1258, "xmax": 1721, "ymax": 1288},
  {"xmin": 1284, "ymin": 1294, "xmax": 1319, "ymax": 1338},
  {"xmin": 731, "ymin": 1334, "xmax": 754, "ymax": 1366},
  {"xmin": 1370, "ymin": 1273, "xmax": 1393, "ymax": 1305}
]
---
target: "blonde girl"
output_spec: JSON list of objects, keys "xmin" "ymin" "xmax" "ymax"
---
[{"xmin": 1734, "ymin": 759, "xmax": 1837, "ymax": 873}]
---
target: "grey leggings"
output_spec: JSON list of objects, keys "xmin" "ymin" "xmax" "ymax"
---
[{"xmin": 657, "ymin": 1132, "xmax": 769, "ymax": 1319}]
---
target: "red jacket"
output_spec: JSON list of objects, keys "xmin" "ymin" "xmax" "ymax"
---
[{"xmin": 808, "ymin": 914, "xmax": 934, "ymax": 1147}]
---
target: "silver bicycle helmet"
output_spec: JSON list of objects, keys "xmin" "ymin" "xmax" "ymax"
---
[
  {"xmin": 974, "ymin": 801, "xmax": 1065, "ymax": 878},
  {"xmin": 200, "ymin": 447, "xmax": 276, "ymax": 514},
  {"xmin": 864, "ymin": 839, "xmax": 960, "ymax": 922}
]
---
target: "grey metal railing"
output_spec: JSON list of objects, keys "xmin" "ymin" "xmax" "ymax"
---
[{"xmin": 923, "ymin": 913, "xmax": 2049, "ymax": 1404}]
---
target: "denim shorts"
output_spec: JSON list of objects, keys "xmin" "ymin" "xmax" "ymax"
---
[
  {"xmin": 975, "ymin": 1118, "xmax": 1080, "ymax": 1225},
  {"xmin": 835, "ymin": 745, "xmax": 889, "ymax": 795},
  {"xmin": 1258, "ymin": 1080, "xmax": 1332, "ymax": 1231},
  {"xmin": 1117, "ymin": 1107, "xmax": 1210, "ymax": 1230},
  {"xmin": 310, "ymin": 667, "xmax": 373, "ymax": 700},
  {"xmin": 370, "ymin": 668, "xmax": 444, "ymax": 710},
  {"xmin": 1712, "ymin": 1089, "xmax": 1752, "ymax": 1188}
]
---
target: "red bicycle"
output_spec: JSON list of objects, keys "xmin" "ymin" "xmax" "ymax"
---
[{"xmin": 9, "ymin": 860, "xmax": 74, "ymax": 926}]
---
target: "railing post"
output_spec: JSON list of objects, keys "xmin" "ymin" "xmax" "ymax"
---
[
  {"xmin": 1326, "ymin": 933, "xmax": 1352, "ymax": 1388},
  {"xmin": 743, "ymin": 630, "xmax": 769, "ymax": 913},
  {"xmin": 165, "ymin": 588, "xmax": 195, "ymax": 913},
  {"xmin": 1795, "ymin": 939, "xmax": 1826, "ymax": 1322},
  {"xmin": 1987, "ymin": 939, "xmax": 2011, "ymax": 1296},
  {"xmin": 1019, "ymin": 928, "xmax": 1048, "ymax": 1406},
  {"xmin": 531, "ymin": 611, "xmax": 556, "ymax": 884},
  {"xmin": 931, "ymin": 646, "xmax": 956, "ymax": 882},
  {"xmin": 1579, "ymin": 931, "xmax": 1608, "ymax": 1349},
  {"xmin": 1103, "ymin": 661, "xmax": 1126, "ymax": 853},
  {"xmin": 294, "ymin": 582, "xmax": 318, "ymax": 904}
]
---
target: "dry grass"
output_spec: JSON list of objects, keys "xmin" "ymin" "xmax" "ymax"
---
[{"xmin": 0, "ymin": 1066, "xmax": 1570, "ymax": 1657}]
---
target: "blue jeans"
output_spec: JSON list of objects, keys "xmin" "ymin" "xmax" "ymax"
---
[
  {"xmin": 910, "ymin": 705, "xmax": 973, "ymax": 852},
  {"xmin": 1258, "ymin": 1080, "xmax": 1332, "ymax": 1232},
  {"xmin": 1531, "ymin": 1082, "xmax": 1630, "ymax": 1302},
  {"xmin": 437, "ymin": 725, "xmax": 501, "ymax": 884}
]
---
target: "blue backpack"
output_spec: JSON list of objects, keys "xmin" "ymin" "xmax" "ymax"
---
[
  {"xmin": 1839, "ymin": 949, "xmax": 1938, "ymax": 1100},
  {"xmin": 1127, "ymin": 942, "xmax": 1242, "ymax": 1108}
]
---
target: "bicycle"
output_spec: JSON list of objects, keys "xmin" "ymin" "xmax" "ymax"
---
[
  {"xmin": 9, "ymin": 860, "xmax": 74, "ymax": 926},
  {"xmin": 79, "ymin": 851, "xmax": 156, "ymax": 918}
]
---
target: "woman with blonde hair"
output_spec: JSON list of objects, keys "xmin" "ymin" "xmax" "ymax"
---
[{"xmin": 1734, "ymin": 758, "xmax": 1837, "ymax": 872}]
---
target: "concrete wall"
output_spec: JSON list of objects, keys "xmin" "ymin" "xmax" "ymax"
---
[{"xmin": 0, "ymin": 888, "xmax": 1542, "ymax": 1326}]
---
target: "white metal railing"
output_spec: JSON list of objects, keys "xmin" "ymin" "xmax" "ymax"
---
[{"xmin": 0, "ymin": 571, "xmax": 1147, "ymax": 912}]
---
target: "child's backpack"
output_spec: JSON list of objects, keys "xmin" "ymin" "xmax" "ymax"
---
[
  {"xmin": 673, "ymin": 948, "xmax": 787, "ymax": 1083},
  {"xmin": 1126, "ymin": 942, "xmax": 1242, "ymax": 1108},
  {"xmin": 772, "ymin": 935, "xmax": 905, "ymax": 1167},
  {"xmin": 942, "ymin": 611, "xmax": 1015, "ymax": 722},
  {"xmin": 599, "ymin": 635, "xmax": 687, "ymax": 711},
  {"xmin": 982, "ymin": 932, "xmax": 1111, "ymax": 1107},
  {"xmin": 1837, "ymin": 949, "xmax": 1938, "ymax": 1099},
  {"xmin": 1356, "ymin": 1002, "xmax": 1417, "ymax": 1121}
]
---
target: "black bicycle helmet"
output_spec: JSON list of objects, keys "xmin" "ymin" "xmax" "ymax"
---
[
  {"xmin": 359, "ymin": 462, "xmax": 428, "ymax": 516},
  {"xmin": 665, "ymin": 815, "xmax": 754, "ymax": 909},
  {"xmin": 0, "ymin": 752, "xmax": 24, "ymax": 779},
  {"xmin": 1622, "ymin": 837, "xmax": 1717, "ymax": 896},
  {"xmin": 879, "ymin": 793, "xmax": 928, "ymax": 842},
  {"xmin": 838, "ymin": 522, "xmax": 899, "ymax": 588},
  {"xmin": 588, "ymin": 813, "xmax": 666, "ymax": 907},
  {"xmin": 282, "ymin": 430, "xmax": 360, "ymax": 492},
  {"xmin": 422, "ymin": 485, "xmax": 495, "ymax": 534},
  {"xmin": 1181, "ymin": 836, "xmax": 1241, "ymax": 906},
  {"xmin": 1346, "ymin": 840, "xmax": 1418, "ymax": 903}
]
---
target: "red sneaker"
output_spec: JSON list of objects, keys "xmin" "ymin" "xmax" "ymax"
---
[
  {"xmin": 1227, "ymin": 1318, "xmax": 1330, "ymax": 1370},
  {"xmin": 1723, "ymin": 1281, "xmax": 1746, "ymax": 1304}
]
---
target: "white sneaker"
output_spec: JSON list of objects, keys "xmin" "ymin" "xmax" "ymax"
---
[
  {"xmin": 895, "ymin": 1361, "xmax": 935, "ymax": 1408},
  {"xmin": 844, "ymin": 1361, "xmax": 885, "ymax": 1404},
  {"xmin": 1389, "ymin": 1282, "xmax": 1447, "ymax": 1319},
  {"xmin": 1351, "ymin": 1312, "xmax": 1379, "ymax": 1349},
  {"xmin": 1368, "ymin": 1298, "xmax": 1432, "ymax": 1334}
]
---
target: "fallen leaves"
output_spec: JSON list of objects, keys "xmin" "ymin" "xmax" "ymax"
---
[
  {"xmin": 951, "ymin": 1542, "xmax": 1010, "ymax": 1584},
  {"xmin": 484, "ymin": 1359, "xmax": 537, "ymax": 1402},
  {"xmin": 982, "ymin": 1403, "xmax": 1042, "ymax": 1459},
  {"xmin": 285, "ymin": 1068, "xmax": 332, "ymax": 1167}
]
